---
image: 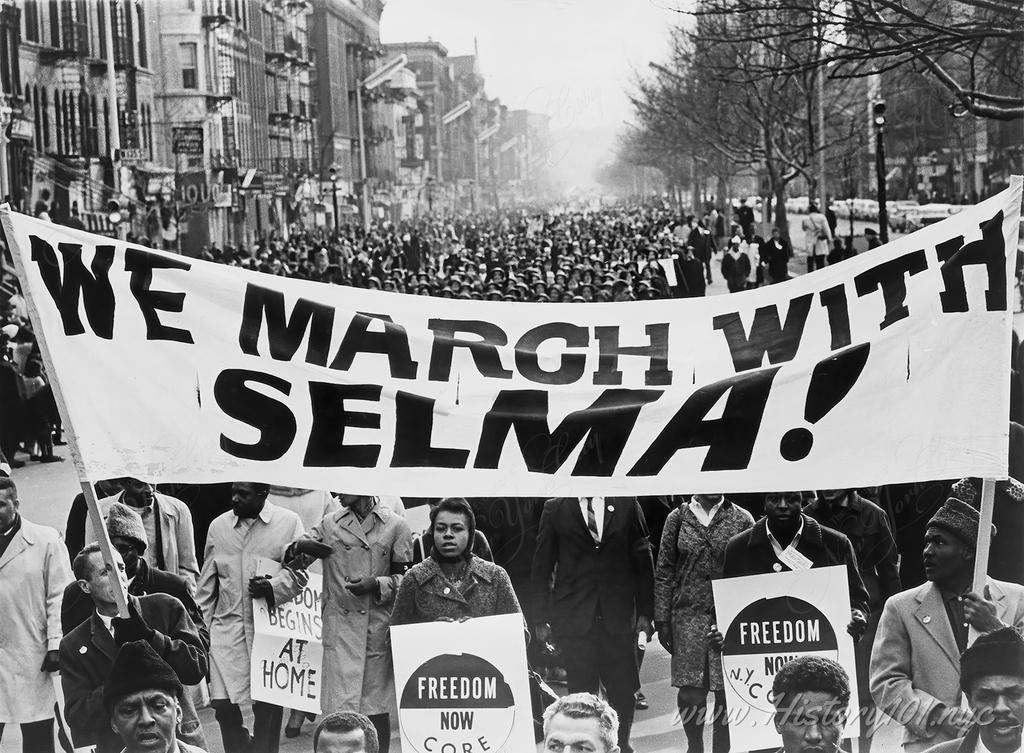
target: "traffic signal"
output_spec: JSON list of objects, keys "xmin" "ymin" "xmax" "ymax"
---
[
  {"xmin": 872, "ymin": 101, "xmax": 886, "ymax": 128},
  {"xmin": 106, "ymin": 200, "xmax": 123, "ymax": 225}
]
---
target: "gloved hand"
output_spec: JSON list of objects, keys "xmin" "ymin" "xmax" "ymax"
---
[
  {"xmin": 40, "ymin": 650, "xmax": 60, "ymax": 673},
  {"xmin": 284, "ymin": 540, "xmax": 334, "ymax": 571},
  {"xmin": 112, "ymin": 600, "xmax": 155, "ymax": 646},
  {"xmin": 249, "ymin": 576, "xmax": 276, "ymax": 607},
  {"xmin": 345, "ymin": 576, "xmax": 378, "ymax": 597},
  {"xmin": 291, "ymin": 540, "xmax": 334, "ymax": 559}
]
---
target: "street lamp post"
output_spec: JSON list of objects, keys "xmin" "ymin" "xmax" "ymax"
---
[
  {"xmin": 873, "ymin": 100, "xmax": 889, "ymax": 244},
  {"xmin": 329, "ymin": 167, "xmax": 339, "ymax": 232}
]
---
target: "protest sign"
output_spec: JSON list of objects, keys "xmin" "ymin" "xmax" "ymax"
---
[
  {"xmin": 391, "ymin": 613, "xmax": 533, "ymax": 753},
  {"xmin": 712, "ymin": 565, "xmax": 859, "ymax": 751},
  {"xmin": 250, "ymin": 558, "xmax": 324, "ymax": 714},
  {"xmin": 1, "ymin": 179, "xmax": 1018, "ymax": 496}
]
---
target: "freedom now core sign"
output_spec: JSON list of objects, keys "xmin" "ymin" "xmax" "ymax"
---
[{"xmin": 0, "ymin": 179, "xmax": 1018, "ymax": 495}]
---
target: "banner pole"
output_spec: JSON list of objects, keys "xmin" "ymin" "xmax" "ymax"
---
[
  {"xmin": 968, "ymin": 477, "xmax": 996, "ymax": 644},
  {"xmin": 0, "ymin": 207, "xmax": 130, "ymax": 617}
]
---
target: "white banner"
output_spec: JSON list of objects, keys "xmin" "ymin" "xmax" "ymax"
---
[
  {"xmin": 250, "ymin": 559, "xmax": 324, "ymax": 714},
  {"xmin": 390, "ymin": 614, "xmax": 534, "ymax": 753},
  {"xmin": 0, "ymin": 180, "xmax": 1018, "ymax": 495},
  {"xmin": 712, "ymin": 565, "xmax": 859, "ymax": 751}
]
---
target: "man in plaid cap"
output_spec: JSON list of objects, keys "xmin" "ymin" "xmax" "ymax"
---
[{"xmin": 871, "ymin": 498, "xmax": 1024, "ymax": 752}]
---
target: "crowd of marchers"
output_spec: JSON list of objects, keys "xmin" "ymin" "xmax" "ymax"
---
[{"xmin": 1, "ymin": 473, "xmax": 1023, "ymax": 753}]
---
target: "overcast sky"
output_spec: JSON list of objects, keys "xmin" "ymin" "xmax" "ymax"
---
[{"xmin": 379, "ymin": 0, "xmax": 683, "ymax": 133}]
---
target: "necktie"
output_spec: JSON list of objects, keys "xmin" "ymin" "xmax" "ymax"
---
[{"xmin": 586, "ymin": 498, "xmax": 601, "ymax": 544}]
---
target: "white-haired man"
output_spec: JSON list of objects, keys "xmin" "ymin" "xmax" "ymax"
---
[{"xmin": 543, "ymin": 693, "xmax": 620, "ymax": 753}]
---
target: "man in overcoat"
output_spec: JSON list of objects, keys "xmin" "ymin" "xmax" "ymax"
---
[
  {"xmin": 871, "ymin": 498, "xmax": 1024, "ymax": 753},
  {"xmin": 60, "ymin": 545, "xmax": 207, "ymax": 753},
  {"xmin": 87, "ymin": 478, "xmax": 200, "ymax": 589},
  {"xmin": 196, "ymin": 482, "xmax": 305, "ymax": 753},
  {"xmin": 531, "ymin": 496, "xmax": 655, "ymax": 753},
  {"xmin": 721, "ymin": 490, "xmax": 870, "ymax": 625},
  {"xmin": 283, "ymin": 493, "xmax": 412, "ymax": 753},
  {"xmin": 0, "ymin": 477, "xmax": 71, "ymax": 753},
  {"xmin": 62, "ymin": 502, "xmax": 206, "ymax": 644},
  {"xmin": 655, "ymin": 494, "xmax": 753, "ymax": 753}
]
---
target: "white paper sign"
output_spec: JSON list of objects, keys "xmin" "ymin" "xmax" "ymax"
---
[
  {"xmin": 391, "ymin": 613, "xmax": 533, "ymax": 753},
  {"xmin": 250, "ymin": 558, "xmax": 324, "ymax": 714},
  {"xmin": 711, "ymin": 565, "xmax": 859, "ymax": 751}
]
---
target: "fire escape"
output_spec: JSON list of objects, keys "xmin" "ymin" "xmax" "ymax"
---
[
  {"xmin": 202, "ymin": 1, "xmax": 241, "ymax": 177},
  {"xmin": 263, "ymin": 0, "xmax": 314, "ymax": 177}
]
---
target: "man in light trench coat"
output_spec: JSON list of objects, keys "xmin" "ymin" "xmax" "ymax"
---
[
  {"xmin": 283, "ymin": 492, "xmax": 413, "ymax": 753},
  {"xmin": 196, "ymin": 482, "xmax": 306, "ymax": 753},
  {"xmin": 0, "ymin": 477, "xmax": 72, "ymax": 753}
]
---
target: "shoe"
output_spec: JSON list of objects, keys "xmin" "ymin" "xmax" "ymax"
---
[
  {"xmin": 53, "ymin": 438, "xmax": 67, "ymax": 446},
  {"xmin": 635, "ymin": 691, "xmax": 648, "ymax": 710},
  {"xmin": 9, "ymin": 459, "xmax": 24, "ymax": 468},
  {"xmin": 39, "ymin": 455, "xmax": 64, "ymax": 463},
  {"xmin": 284, "ymin": 724, "xmax": 302, "ymax": 739}
]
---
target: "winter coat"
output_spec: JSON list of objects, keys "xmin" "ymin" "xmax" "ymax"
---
[
  {"xmin": 721, "ymin": 251, "xmax": 751, "ymax": 292},
  {"xmin": 0, "ymin": 518, "xmax": 71, "ymax": 723},
  {"xmin": 803, "ymin": 211, "xmax": 832, "ymax": 257},
  {"xmin": 722, "ymin": 514, "xmax": 870, "ymax": 617},
  {"xmin": 61, "ymin": 559, "xmax": 208, "ymax": 649},
  {"xmin": 654, "ymin": 501, "xmax": 754, "ymax": 689},
  {"xmin": 88, "ymin": 491, "xmax": 200, "ymax": 589},
  {"xmin": 870, "ymin": 578, "xmax": 1024, "ymax": 751},
  {"xmin": 195, "ymin": 503, "xmax": 304, "ymax": 705},
  {"xmin": 392, "ymin": 556, "xmax": 521, "ymax": 625},
  {"xmin": 287, "ymin": 502, "xmax": 412, "ymax": 716},
  {"xmin": 59, "ymin": 593, "xmax": 207, "ymax": 753}
]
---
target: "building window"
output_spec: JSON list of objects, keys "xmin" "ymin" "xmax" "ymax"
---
[
  {"xmin": 48, "ymin": 0, "xmax": 60, "ymax": 47},
  {"xmin": 41, "ymin": 88, "xmax": 50, "ymax": 150},
  {"xmin": 180, "ymin": 42, "xmax": 198, "ymax": 89},
  {"xmin": 24, "ymin": 0, "xmax": 40, "ymax": 43},
  {"xmin": 103, "ymin": 98, "xmax": 110, "ymax": 156},
  {"xmin": 53, "ymin": 89, "xmax": 62, "ymax": 153},
  {"xmin": 136, "ymin": 3, "xmax": 147, "ymax": 67}
]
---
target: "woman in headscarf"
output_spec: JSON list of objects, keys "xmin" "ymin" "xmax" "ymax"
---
[{"xmin": 391, "ymin": 497, "xmax": 521, "ymax": 625}]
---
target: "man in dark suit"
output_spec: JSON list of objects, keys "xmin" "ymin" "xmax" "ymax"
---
[
  {"xmin": 61, "ymin": 503, "xmax": 207, "ymax": 648},
  {"xmin": 758, "ymin": 226, "xmax": 792, "ymax": 284},
  {"xmin": 59, "ymin": 544, "xmax": 207, "ymax": 753},
  {"xmin": 531, "ymin": 496, "xmax": 655, "ymax": 753},
  {"xmin": 721, "ymin": 490, "xmax": 870, "ymax": 637}
]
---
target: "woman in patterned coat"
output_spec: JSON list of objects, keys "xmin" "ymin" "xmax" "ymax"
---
[
  {"xmin": 391, "ymin": 497, "xmax": 521, "ymax": 625},
  {"xmin": 654, "ymin": 495, "xmax": 753, "ymax": 753}
]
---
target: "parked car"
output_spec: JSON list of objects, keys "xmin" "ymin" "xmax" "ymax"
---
[
  {"xmin": 888, "ymin": 200, "xmax": 921, "ymax": 232},
  {"xmin": 900, "ymin": 203, "xmax": 963, "ymax": 232},
  {"xmin": 785, "ymin": 196, "xmax": 810, "ymax": 214}
]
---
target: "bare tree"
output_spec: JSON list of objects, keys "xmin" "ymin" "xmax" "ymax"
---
[{"xmin": 691, "ymin": 0, "xmax": 1023, "ymax": 120}]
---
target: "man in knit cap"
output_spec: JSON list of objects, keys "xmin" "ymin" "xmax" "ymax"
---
[
  {"xmin": 61, "ymin": 503, "xmax": 206, "ymax": 646},
  {"xmin": 923, "ymin": 626, "xmax": 1024, "ymax": 753},
  {"xmin": 104, "ymin": 640, "xmax": 206, "ymax": 753},
  {"xmin": 871, "ymin": 498, "xmax": 1024, "ymax": 752}
]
